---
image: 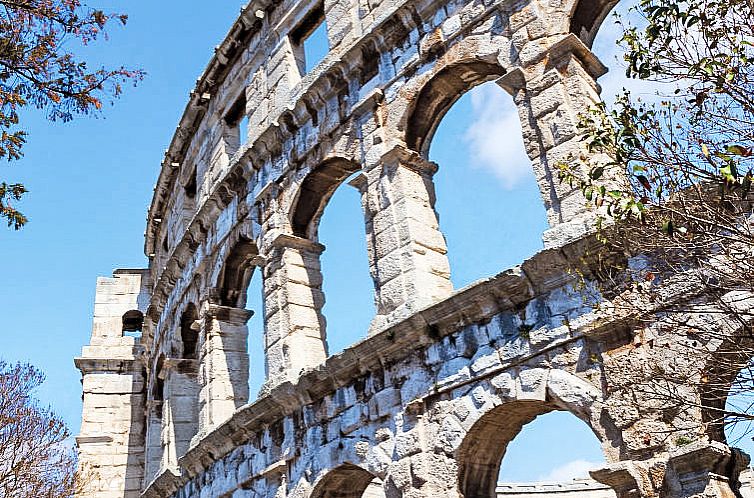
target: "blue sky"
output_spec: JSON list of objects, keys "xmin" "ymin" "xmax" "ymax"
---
[{"xmin": 2, "ymin": 0, "xmax": 736, "ymax": 485}]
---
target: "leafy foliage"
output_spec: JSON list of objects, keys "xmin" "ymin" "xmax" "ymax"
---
[
  {"xmin": 0, "ymin": 360, "xmax": 80, "ymax": 497},
  {"xmin": 561, "ymin": 0, "xmax": 753, "ymax": 226},
  {"xmin": 560, "ymin": 0, "xmax": 754, "ymax": 441},
  {"xmin": 0, "ymin": 0, "xmax": 143, "ymax": 229}
]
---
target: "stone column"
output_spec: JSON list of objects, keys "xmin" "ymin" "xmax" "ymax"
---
[
  {"xmin": 197, "ymin": 304, "xmax": 252, "ymax": 438},
  {"xmin": 503, "ymin": 33, "xmax": 621, "ymax": 248},
  {"xmin": 163, "ymin": 358, "xmax": 200, "ymax": 463},
  {"xmin": 262, "ymin": 234, "xmax": 327, "ymax": 389},
  {"xmin": 353, "ymin": 145, "xmax": 452, "ymax": 332},
  {"xmin": 143, "ymin": 400, "xmax": 163, "ymax": 486}
]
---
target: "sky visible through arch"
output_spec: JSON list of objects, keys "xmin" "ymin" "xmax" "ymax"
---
[{"xmin": 0, "ymin": 0, "xmax": 750, "ymax": 487}]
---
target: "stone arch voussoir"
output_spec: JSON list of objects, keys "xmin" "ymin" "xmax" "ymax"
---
[
  {"xmin": 567, "ymin": 0, "xmax": 620, "ymax": 47},
  {"xmin": 447, "ymin": 368, "xmax": 609, "ymax": 498},
  {"xmin": 309, "ymin": 462, "xmax": 380, "ymax": 498},
  {"xmin": 213, "ymin": 232, "xmax": 260, "ymax": 308},
  {"xmin": 289, "ymin": 156, "xmax": 362, "ymax": 240},
  {"xmin": 391, "ymin": 33, "xmax": 511, "ymax": 158}
]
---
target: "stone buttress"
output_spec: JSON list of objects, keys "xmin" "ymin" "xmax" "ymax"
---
[{"xmin": 75, "ymin": 270, "xmax": 149, "ymax": 498}]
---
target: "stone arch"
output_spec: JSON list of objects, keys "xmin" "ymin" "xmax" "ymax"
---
[
  {"xmin": 217, "ymin": 236, "xmax": 259, "ymax": 308},
  {"xmin": 453, "ymin": 369, "xmax": 610, "ymax": 498},
  {"xmin": 404, "ymin": 60, "xmax": 505, "ymax": 159},
  {"xmin": 569, "ymin": 0, "xmax": 620, "ymax": 47},
  {"xmin": 169, "ymin": 302, "xmax": 202, "ymax": 458},
  {"xmin": 180, "ymin": 303, "xmax": 200, "ymax": 360},
  {"xmin": 310, "ymin": 463, "xmax": 380, "ymax": 498},
  {"xmin": 696, "ymin": 322, "xmax": 754, "ymax": 444},
  {"xmin": 290, "ymin": 157, "xmax": 362, "ymax": 240}
]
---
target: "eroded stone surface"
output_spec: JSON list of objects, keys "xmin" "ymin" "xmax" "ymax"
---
[{"xmin": 74, "ymin": 0, "xmax": 752, "ymax": 496}]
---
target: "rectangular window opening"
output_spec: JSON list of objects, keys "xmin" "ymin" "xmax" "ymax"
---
[
  {"xmin": 291, "ymin": 5, "xmax": 328, "ymax": 75},
  {"xmin": 238, "ymin": 115, "xmax": 250, "ymax": 147},
  {"xmin": 224, "ymin": 93, "xmax": 249, "ymax": 151},
  {"xmin": 183, "ymin": 166, "xmax": 197, "ymax": 199}
]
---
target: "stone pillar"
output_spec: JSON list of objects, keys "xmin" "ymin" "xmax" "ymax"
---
[
  {"xmin": 197, "ymin": 303, "xmax": 252, "ymax": 438},
  {"xmin": 143, "ymin": 401, "xmax": 163, "ymax": 487},
  {"xmin": 164, "ymin": 359, "xmax": 200, "ymax": 459},
  {"xmin": 354, "ymin": 145, "xmax": 452, "ymax": 332},
  {"xmin": 159, "ymin": 393, "xmax": 178, "ymax": 475},
  {"xmin": 158, "ymin": 358, "xmax": 200, "ymax": 474},
  {"xmin": 262, "ymin": 234, "xmax": 328, "ymax": 388},
  {"xmin": 503, "ymin": 34, "xmax": 621, "ymax": 248},
  {"xmin": 75, "ymin": 357, "xmax": 146, "ymax": 498}
]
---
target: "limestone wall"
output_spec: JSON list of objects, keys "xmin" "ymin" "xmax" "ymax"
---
[
  {"xmin": 74, "ymin": 0, "xmax": 754, "ymax": 495},
  {"xmin": 130, "ymin": 0, "xmax": 615, "ymax": 461},
  {"xmin": 75, "ymin": 270, "xmax": 149, "ymax": 497}
]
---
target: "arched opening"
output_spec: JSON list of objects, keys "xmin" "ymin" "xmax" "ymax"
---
[
  {"xmin": 720, "ymin": 355, "xmax": 754, "ymax": 493},
  {"xmin": 245, "ymin": 270, "xmax": 265, "ymax": 400},
  {"xmin": 722, "ymin": 363, "xmax": 754, "ymax": 459},
  {"xmin": 424, "ymin": 76, "xmax": 548, "ymax": 288},
  {"xmin": 570, "ymin": 0, "xmax": 618, "ymax": 47},
  {"xmin": 290, "ymin": 160, "xmax": 373, "ymax": 355},
  {"xmin": 291, "ymin": 158, "xmax": 360, "ymax": 239},
  {"xmin": 699, "ymin": 333, "xmax": 754, "ymax": 456},
  {"xmin": 590, "ymin": 1, "xmax": 670, "ymax": 110},
  {"xmin": 180, "ymin": 304, "xmax": 199, "ymax": 359},
  {"xmin": 316, "ymin": 171, "xmax": 374, "ymax": 354},
  {"xmin": 122, "ymin": 310, "xmax": 144, "ymax": 338},
  {"xmin": 406, "ymin": 61, "xmax": 505, "ymax": 158},
  {"xmin": 216, "ymin": 237, "xmax": 263, "ymax": 399},
  {"xmin": 458, "ymin": 402, "xmax": 610, "ymax": 498},
  {"xmin": 497, "ymin": 412, "xmax": 611, "ymax": 494},
  {"xmin": 170, "ymin": 303, "xmax": 201, "ymax": 458},
  {"xmin": 311, "ymin": 464, "xmax": 383, "ymax": 498},
  {"xmin": 217, "ymin": 237, "xmax": 258, "ymax": 308}
]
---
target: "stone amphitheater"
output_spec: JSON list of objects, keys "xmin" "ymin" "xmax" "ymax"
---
[{"xmin": 74, "ymin": 0, "xmax": 754, "ymax": 497}]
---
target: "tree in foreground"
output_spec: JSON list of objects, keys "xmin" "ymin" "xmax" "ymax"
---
[
  {"xmin": 560, "ymin": 0, "xmax": 753, "ymax": 446},
  {"xmin": 0, "ymin": 0, "xmax": 143, "ymax": 230},
  {"xmin": 0, "ymin": 360, "xmax": 81, "ymax": 497}
]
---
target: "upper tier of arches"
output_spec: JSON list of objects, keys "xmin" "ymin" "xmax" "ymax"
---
[{"xmin": 133, "ymin": 0, "xmax": 635, "ymax": 478}]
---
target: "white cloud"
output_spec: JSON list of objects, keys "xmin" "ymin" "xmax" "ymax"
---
[
  {"xmin": 460, "ymin": 7, "xmax": 674, "ymax": 192},
  {"xmin": 537, "ymin": 459, "xmax": 604, "ymax": 482},
  {"xmin": 464, "ymin": 83, "xmax": 532, "ymax": 190}
]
